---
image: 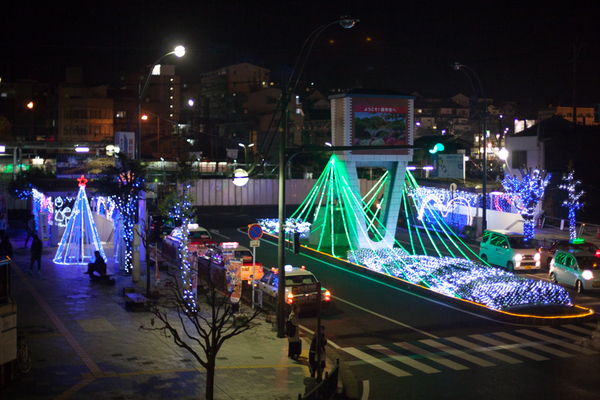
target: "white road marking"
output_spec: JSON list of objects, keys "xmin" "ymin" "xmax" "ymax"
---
[
  {"xmin": 469, "ymin": 334, "xmax": 549, "ymax": 361},
  {"xmin": 332, "ymin": 296, "xmax": 439, "ymax": 339},
  {"xmin": 517, "ymin": 329, "xmax": 597, "ymax": 355},
  {"xmin": 342, "ymin": 347, "xmax": 412, "ymax": 377},
  {"xmin": 394, "ymin": 342, "xmax": 469, "ymax": 370},
  {"xmin": 493, "ymin": 331, "xmax": 573, "ymax": 358},
  {"xmin": 445, "ymin": 336, "xmax": 522, "ymax": 364},
  {"xmin": 369, "ymin": 344, "xmax": 441, "ymax": 374},
  {"xmin": 419, "ymin": 339, "xmax": 496, "ymax": 367},
  {"xmin": 210, "ymin": 229, "xmax": 230, "ymax": 239},
  {"xmin": 361, "ymin": 380, "xmax": 370, "ymax": 400}
]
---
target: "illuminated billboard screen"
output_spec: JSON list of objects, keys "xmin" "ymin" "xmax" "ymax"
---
[{"xmin": 353, "ymin": 106, "xmax": 407, "ymax": 147}]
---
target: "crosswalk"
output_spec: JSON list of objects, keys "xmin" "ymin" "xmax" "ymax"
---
[{"xmin": 340, "ymin": 322, "xmax": 599, "ymax": 378}]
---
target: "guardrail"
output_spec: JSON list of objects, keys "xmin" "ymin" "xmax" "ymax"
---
[{"xmin": 299, "ymin": 358, "xmax": 339, "ymax": 400}]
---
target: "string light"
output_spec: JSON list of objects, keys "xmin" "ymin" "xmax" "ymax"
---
[
  {"xmin": 54, "ymin": 176, "xmax": 107, "ymax": 265},
  {"xmin": 559, "ymin": 170, "xmax": 584, "ymax": 242},
  {"xmin": 502, "ymin": 168, "xmax": 550, "ymax": 240}
]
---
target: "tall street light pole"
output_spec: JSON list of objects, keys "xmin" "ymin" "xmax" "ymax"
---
[
  {"xmin": 239, "ymin": 142, "xmax": 254, "ymax": 167},
  {"xmin": 127, "ymin": 45, "xmax": 185, "ymax": 160},
  {"xmin": 453, "ymin": 62, "xmax": 488, "ymax": 232},
  {"xmin": 276, "ymin": 16, "xmax": 358, "ymax": 338}
]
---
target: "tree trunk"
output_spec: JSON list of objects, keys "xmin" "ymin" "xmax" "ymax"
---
[{"xmin": 205, "ymin": 358, "xmax": 216, "ymax": 400}]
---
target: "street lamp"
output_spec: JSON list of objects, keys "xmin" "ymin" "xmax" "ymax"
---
[
  {"xmin": 127, "ymin": 45, "xmax": 185, "ymax": 160},
  {"xmin": 275, "ymin": 16, "xmax": 358, "ymax": 339},
  {"xmin": 239, "ymin": 142, "xmax": 254, "ymax": 167},
  {"xmin": 453, "ymin": 62, "xmax": 488, "ymax": 232}
]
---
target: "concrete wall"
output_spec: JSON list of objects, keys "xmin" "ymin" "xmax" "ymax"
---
[{"xmin": 190, "ymin": 178, "xmax": 377, "ymax": 206}]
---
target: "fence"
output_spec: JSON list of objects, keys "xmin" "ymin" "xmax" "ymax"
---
[{"xmin": 299, "ymin": 358, "xmax": 339, "ymax": 400}]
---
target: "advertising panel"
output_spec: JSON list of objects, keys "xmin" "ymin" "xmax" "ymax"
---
[
  {"xmin": 115, "ymin": 131, "xmax": 135, "ymax": 160},
  {"xmin": 56, "ymin": 155, "xmax": 113, "ymax": 179},
  {"xmin": 431, "ymin": 154, "xmax": 465, "ymax": 179},
  {"xmin": 353, "ymin": 105, "xmax": 407, "ymax": 147}
]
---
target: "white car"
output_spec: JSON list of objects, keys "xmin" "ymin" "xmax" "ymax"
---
[
  {"xmin": 254, "ymin": 265, "xmax": 331, "ymax": 312},
  {"xmin": 162, "ymin": 224, "xmax": 216, "ymax": 262},
  {"xmin": 549, "ymin": 250, "xmax": 600, "ymax": 293}
]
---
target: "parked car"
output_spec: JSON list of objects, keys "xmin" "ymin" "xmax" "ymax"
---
[
  {"xmin": 162, "ymin": 224, "xmax": 216, "ymax": 263},
  {"xmin": 253, "ymin": 265, "xmax": 331, "ymax": 312},
  {"xmin": 197, "ymin": 242, "xmax": 264, "ymax": 284},
  {"xmin": 539, "ymin": 239, "xmax": 600, "ymax": 268},
  {"xmin": 479, "ymin": 229, "xmax": 540, "ymax": 272},
  {"xmin": 549, "ymin": 250, "xmax": 600, "ymax": 293}
]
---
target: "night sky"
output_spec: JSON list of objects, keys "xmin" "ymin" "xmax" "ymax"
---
[{"xmin": 2, "ymin": 1, "xmax": 599, "ymax": 117}]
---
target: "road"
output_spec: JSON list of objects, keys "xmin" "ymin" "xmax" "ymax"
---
[{"xmin": 209, "ymin": 226, "xmax": 600, "ymax": 400}]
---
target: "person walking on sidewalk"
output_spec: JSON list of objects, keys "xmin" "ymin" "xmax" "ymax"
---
[
  {"xmin": 29, "ymin": 234, "xmax": 42, "ymax": 275},
  {"xmin": 287, "ymin": 305, "xmax": 301, "ymax": 359},
  {"xmin": 309, "ymin": 325, "xmax": 327, "ymax": 381},
  {"xmin": 24, "ymin": 214, "xmax": 36, "ymax": 248}
]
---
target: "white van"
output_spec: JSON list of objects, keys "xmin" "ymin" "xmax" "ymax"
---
[{"xmin": 479, "ymin": 229, "xmax": 541, "ymax": 272}]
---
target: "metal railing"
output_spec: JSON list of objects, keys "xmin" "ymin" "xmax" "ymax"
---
[{"xmin": 299, "ymin": 358, "xmax": 339, "ymax": 400}]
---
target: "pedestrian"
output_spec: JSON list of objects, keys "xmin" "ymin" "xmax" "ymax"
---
[
  {"xmin": 0, "ymin": 213, "xmax": 7, "ymax": 239},
  {"xmin": 309, "ymin": 325, "xmax": 327, "ymax": 380},
  {"xmin": 0, "ymin": 234, "xmax": 13, "ymax": 259},
  {"xmin": 29, "ymin": 234, "xmax": 42, "ymax": 275},
  {"xmin": 24, "ymin": 214, "xmax": 36, "ymax": 248},
  {"xmin": 287, "ymin": 305, "xmax": 301, "ymax": 359},
  {"xmin": 84, "ymin": 250, "xmax": 107, "ymax": 277}
]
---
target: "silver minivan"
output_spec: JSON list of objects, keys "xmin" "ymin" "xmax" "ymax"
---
[{"xmin": 479, "ymin": 229, "xmax": 541, "ymax": 272}]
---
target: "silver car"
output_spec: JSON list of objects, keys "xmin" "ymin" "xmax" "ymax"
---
[{"xmin": 549, "ymin": 250, "xmax": 600, "ymax": 293}]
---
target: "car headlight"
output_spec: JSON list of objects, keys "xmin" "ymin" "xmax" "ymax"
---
[
  {"xmin": 534, "ymin": 252, "xmax": 541, "ymax": 261},
  {"xmin": 582, "ymin": 270, "xmax": 594, "ymax": 280},
  {"xmin": 514, "ymin": 254, "xmax": 523, "ymax": 262}
]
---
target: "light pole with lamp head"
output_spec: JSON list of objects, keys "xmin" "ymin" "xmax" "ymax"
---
[
  {"xmin": 239, "ymin": 142, "xmax": 254, "ymax": 167},
  {"xmin": 453, "ymin": 62, "xmax": 488, "ymax": 232},
  {"xmin": 275, "ymin": 16, "xmax": 358, "ymax": 339},
  {"xmin": 127, "ymin": 45, "xmax": 185, "ymax": 160}
]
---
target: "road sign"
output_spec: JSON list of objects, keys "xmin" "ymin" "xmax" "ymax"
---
[
  {"xmin": 250, "ymin": 240, "xmax": 260, "ymax": 247},
  {"xmin": 248, "ymin": 223, "xmax": 263, "ymax": 240}
]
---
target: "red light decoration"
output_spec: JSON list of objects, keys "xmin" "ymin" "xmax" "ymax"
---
[{"xmin": 77, "ymin": 175, "xmax": 88, "ymax": 188}]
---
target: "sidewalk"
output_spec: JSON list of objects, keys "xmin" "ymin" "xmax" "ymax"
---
[{"xmin": 1, "ymin": 228, "xmax": 335, "ymax": 400}]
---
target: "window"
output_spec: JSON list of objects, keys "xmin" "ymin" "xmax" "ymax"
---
[
  {"xmin": 482, "ymin": 231, "xmax": 491, "ymax": 243},
  {"xmin": 512, "ymin": 150, "xmax": 527, "ymax": 169}
]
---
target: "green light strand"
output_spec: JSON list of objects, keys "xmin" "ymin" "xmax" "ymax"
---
[
  {"xmin": 290, "ymin": 165, "xmax": 329, "ymax": 220},
  {"xmin": 401, "ymin": 181, "xmax": 417, "ymax": 255},
  {"xmin": 316, "ymin": 161, "xmax": 335, "ymax": 251}
]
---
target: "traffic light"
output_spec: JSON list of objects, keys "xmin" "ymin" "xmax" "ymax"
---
[{"xmin": 293, "ymin": 231, "xmax": 300, "ymax": 254}]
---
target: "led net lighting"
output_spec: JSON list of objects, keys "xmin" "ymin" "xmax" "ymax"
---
[{"xmin": 258, "ymin": 157, "xmax": 574, "ymax": 312}]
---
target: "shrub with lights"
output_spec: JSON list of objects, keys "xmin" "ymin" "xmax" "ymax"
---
[
  {"xmin": 347, "ymin": 249, "xmax": 571, "ymax": 310},
  {"xmin": 502, "ymin": 168, "xmax": 550, "ymax": 240},
  {"xmin": 559, "ymin": 168, "xmax": 584, "ymax": 242},
  {"xmin": 95, "ymin": 153, "xmax": 146, "ymax": 274}
]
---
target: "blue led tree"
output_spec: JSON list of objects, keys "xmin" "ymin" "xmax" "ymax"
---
[
  {"xmin": 559, "ymin": 168, "xmax": 584, "ymax": 242},
  {"xmin": 54, "ymin": 175, "xmax": 107, "ymax": 265},
  {"xmin": 158, "ymin": 154, "xmax": 201, "ymax": 311},
  {"xmin": 95, "ymin": 153, "xmax": 146, "ymax": 274},
  {"xmin": 502, "ymin": 168, "xmax": 551, "ymax": 240}
]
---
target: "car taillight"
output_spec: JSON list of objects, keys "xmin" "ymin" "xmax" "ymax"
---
[
  {"xmin": 259, "ymin": 267, "xmax": 263, "ymax": 273},
  {"xmin": 324, "ymin": 290, "xmax": 330, "ymax": 301},
  {"xmin": 595, "ymin": 250, "xmax": 600, "ymax": 258},
  {"xmin": 287, "ymin": 293, "xmax": 294, "ymax": 304}
]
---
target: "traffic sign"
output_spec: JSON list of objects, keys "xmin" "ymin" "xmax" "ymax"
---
[
  {"xmin": 250, "ymin": 240, "xmax": 260, "ymax": 247},
  {"xmin": 248, "ymin": 223, "xmax": 263, "ymax": 240}
]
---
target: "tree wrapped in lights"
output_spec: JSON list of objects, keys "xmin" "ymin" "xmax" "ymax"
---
[
  {"xmin": 54, "ymin": 175, "xmax": 107, "ymax": 265},
  {"xmin": 95, "ymin": 153, "xmax": 146, "ymax": 273},
  {"xmin": 502, "ymin": 168, "xmax": 551, "ymax": 240},
  {"xmin": 158, "ymin": 153, "xmax": 201, "ymax": 311},
  {"xmin": 559, "ymin": 167, "xmax": 584, "ymax": 242}
]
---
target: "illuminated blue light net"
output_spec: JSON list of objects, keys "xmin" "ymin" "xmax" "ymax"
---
[
  {"xmin": 259, "ymin": 155, "xmax": 572, "ymax": 311},
  {"xmin": 54, "ymin": 176, "xmax": 107, "ymax": 265}
]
